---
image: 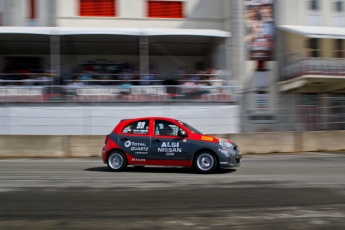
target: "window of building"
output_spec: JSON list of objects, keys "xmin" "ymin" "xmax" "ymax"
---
[
  {"xmin": 306, "ymin": 38, "xmax": 321, "ymax": 57},
  {"xmin": 122, "ymin": 120, "xmax": 150, "ymax": 135},
  {"xmin": 309, "ymin": 0, "xmax": 319, "ymax": 11},
  {"xmin": 332, "ymin": 1, "xmax": 345, "ymax": 26},
  {"xmin": 307, "ymin": 0, "xmax": 321, "ymax": 26},
  {"xmin": 79, "ymin": 0, "xmax": 116, "ymax": 17},
  {"xmin": 28, "ymin": 0, "xmax": 36, "ymax": 19},
  {"xmin": 334, "ymin": 39, "xmax": 344, "ymax": 58},
  {"xmin": 147, "ymin": 1, "xmax": 184, "ymax": 18},
  {"xmin": 334, "ymin": 0, "xmax": 344, "ymax": 12}
]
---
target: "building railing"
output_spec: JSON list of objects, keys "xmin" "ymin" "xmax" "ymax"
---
[
  {"xmin": 0, "ymin": 85, "xmax": 236, "ymax": 103},
  {"xmin": 281, "ymin": 58, "xmax": 345, "ymax": 81}
]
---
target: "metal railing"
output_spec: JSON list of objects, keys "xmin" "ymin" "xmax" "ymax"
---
[{"xmin": 281, "ymin": 58, "xmax": 345, "ymax": 81}]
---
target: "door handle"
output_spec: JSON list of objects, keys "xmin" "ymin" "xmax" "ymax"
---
[
  {"xmin": 153, "ymin": 139, "xmax": 161, "ymax": 143},
  {"xmin": 121, "ymin": 138, "xmax": 128, "ymax": 142}
]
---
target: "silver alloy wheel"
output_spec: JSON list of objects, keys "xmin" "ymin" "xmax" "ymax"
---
[
  {"xmin": 196, "ymin": 153, "xmax": 214, "ymax": 171},
  {"xmin": 108, "ymin": 153, "xmax": 123, "ymax": 170}
]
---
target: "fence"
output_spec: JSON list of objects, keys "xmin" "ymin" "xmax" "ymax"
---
[{"xmin": 241, "ymin": 93, "xmax": 345, "ymax": 133}]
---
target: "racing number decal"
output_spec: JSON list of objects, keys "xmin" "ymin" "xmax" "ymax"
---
[
  {"xmin": 137, "ymin": 122, "xmax": 146, "ymax": 129},
  {"xmin": 132, "ymin": 121, "xmax": 148, "ymax": 134}
]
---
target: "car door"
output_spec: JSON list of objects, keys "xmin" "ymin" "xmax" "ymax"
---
[
  {"xmin": 117, "ymin": 119, "xmax": 151, "ymax": 159},
  {"xmin": 150, "ymin": 119, "xmax": 190, "ymax": 160}
]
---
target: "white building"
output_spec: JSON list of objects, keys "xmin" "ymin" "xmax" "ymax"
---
[
  {"xmin": 0, "ymin": 0, "xmax": 246, "ymax": 84},
  {"xmin": 0, "ymin": 0, "xmax": 245, "ymax": 135}
]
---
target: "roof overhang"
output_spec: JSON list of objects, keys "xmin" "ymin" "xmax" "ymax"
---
[
  {"xmin": 278, "ymin": 75, "xmax": 345, "ymax": 93},
  {"xmin": 0, "ymin": 27, "xmax": 230, "ymax": 55},
  {"xmin": 278, "ymin": 25, "xmax": 345, "ymax": 39},
  {"xmin": 0, "ymin": 27, "xmax": 231, "ymax": 37}
]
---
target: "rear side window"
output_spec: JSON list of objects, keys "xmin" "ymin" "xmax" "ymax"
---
[{"xmin": 122, "ymin": 120, "xmax": 150, "ymax": 135}]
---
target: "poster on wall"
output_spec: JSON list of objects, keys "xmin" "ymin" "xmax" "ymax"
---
[
  {"xmin": 255, "ymin": 92, "xmax": 269, "ymax": 110},
  {"xmin": 244, "ymin": 0, "xmax": 275, "ymax": 61}
]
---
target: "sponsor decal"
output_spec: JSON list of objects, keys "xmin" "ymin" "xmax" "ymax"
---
[
  {"xmin": 132, "ymin": 158, "xmax": 146, "ymax": 162},
  {"xmin": 158, "ymin": 142, "xmax": 182, "ymax": 153},
  {"xmin": 131, "ymin": 146, "xmax": 149, "ymax": 151},
  {"xmin": 201, "ymin": 136, "xmax": 214, "ymax": 141},
  {"xmin": 125, "ymin": 140, "xmax": 131, "ymax": 147},
  {"xmin": 134, "ymin": 152, "xmax": 148, "ymax": 155},
  {"xmin": 218, "ymin": 149, "xmax": 228, "ymax": 154},
  {"xmin": 165, "ymin": 152, "xmax": 174, "ymax": 156},
  {"xmin": 125, "ymin": 141, "xmax": 149, "ymax": 153}
]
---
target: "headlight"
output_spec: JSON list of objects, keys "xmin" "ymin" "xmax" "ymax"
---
[{"xmin": 219, "ymin": 139, "xmax": 233, "ymax": 148}]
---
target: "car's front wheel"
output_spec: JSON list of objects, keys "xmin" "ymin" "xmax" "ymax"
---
[
  {"xmin": 107, "ymin": 151, "xmax": 127, "ymax": 172},
  {"xmin": 194, "ymin": 152, "xmax": 217, "ymax": 174}
]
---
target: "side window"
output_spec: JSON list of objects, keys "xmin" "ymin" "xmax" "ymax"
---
[
  {"xmin": 122, "ymin": 120, "xmax": 150, "ymax": 135},
  {"xmin": 154, "ymin": 120, "xmax": 182, "ymax": 136}
]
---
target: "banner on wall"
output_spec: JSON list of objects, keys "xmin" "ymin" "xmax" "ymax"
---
[{"xmin": 244, "ymin": 0, "xmax": 275, "ymax": 61}]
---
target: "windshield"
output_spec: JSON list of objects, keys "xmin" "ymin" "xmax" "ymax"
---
[{"xmin": 178, "ymin": 120, "xmax": 203, "ymax": 135}]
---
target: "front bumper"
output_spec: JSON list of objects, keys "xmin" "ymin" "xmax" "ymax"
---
[{"xmin": 218, "ymin": 146, "xmax": 242, "ymax": 168}]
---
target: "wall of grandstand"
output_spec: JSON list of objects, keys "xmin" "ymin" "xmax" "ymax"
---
[
  {"xmin": 0, "ymin": 105, "xmax": 240, "ymax": 135},
  {"xmin": 0, "ymin": 0, "xmax": 53, "ymax": 27},
  {"xmin": 56, "ymin": 0, "xmax": 225, "ymax": 29}
]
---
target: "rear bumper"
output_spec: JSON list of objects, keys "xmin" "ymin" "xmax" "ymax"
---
[{"xmin": 102, "ymin": 146, "xmax": 107, "ymax": 163}]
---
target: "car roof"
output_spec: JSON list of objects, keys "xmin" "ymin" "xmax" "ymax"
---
[{"xmin": 121, "ymin": 116, "xmax": 178, "ymax": 122}]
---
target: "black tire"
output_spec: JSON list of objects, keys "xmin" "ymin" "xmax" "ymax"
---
[
  {"xmin": 194, "ymin": 152, "xmax": 217, "ymax": 174},
  {"xmin": 107, "ymin": 151, "xmax": 127, "ymax": 172}
]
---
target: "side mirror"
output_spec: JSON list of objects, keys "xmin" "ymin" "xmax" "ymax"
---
[{"xmin": 178, "ymin": 130, "xmax": 188, "ymax": 137}]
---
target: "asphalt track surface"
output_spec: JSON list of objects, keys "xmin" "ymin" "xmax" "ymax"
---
[{"xmin": 1, "ymin": 152, "xmax": 345, "ymax": 230}]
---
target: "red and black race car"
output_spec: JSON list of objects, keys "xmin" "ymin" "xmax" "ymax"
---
[{"xmin": 102, "ymin": 117, "xmax": 242, "ymax": 173}]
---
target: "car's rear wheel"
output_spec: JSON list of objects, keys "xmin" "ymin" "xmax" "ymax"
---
[
  {"xmin": 194, "ymin": 152, "xmax": 217, "ymax": 174},
  {"xmin": 107, "ymin": 151, "xmax": 127, "ymax": 172}
]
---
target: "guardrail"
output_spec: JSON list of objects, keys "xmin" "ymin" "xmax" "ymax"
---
[{"xmin": 0, "ymin": 85, "xmax": 236, "ymax": 103}]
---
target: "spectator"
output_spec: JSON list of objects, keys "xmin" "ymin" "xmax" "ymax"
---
[
  {"xmin": 77, "ymin": 70, "xmax": 93, "ymax": 85},
  {"xmin": 140, "ymin": 72, "xmax": 154, "ymax": 85}
]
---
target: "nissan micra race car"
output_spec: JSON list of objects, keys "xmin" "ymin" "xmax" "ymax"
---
[{"xmin": 102, "ymin": 117, "xmax": 242, "ymax": 173}]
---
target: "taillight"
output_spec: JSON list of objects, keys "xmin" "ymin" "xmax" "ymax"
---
[{"xmin": 105, "ymin": 135, "xmax": 109, "ymax": 144}]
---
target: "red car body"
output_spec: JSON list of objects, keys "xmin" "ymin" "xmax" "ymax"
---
[{"xmin": 102, "ymin": 116, "xmax": 241, "ymax": 173}]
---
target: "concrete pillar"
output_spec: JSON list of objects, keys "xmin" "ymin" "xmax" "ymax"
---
[
  {"xmin": 49, "ymin": 0, "xmax": 57, "ymax": 27},
  {"xmin": 139, "ymin": 36, "xmax": 149, "ymax": 76},
  {"xmin": 230, "ymin": 0, "xmax": 245, "ymax": 88},
  {"xmin": 50, "ymin": 35, "xmax": 60, "ymax": 84}
]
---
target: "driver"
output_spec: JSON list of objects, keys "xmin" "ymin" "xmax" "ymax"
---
[{"xmin": 160, "ymin": 125, "xmax": 174, "ymax": 136}]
